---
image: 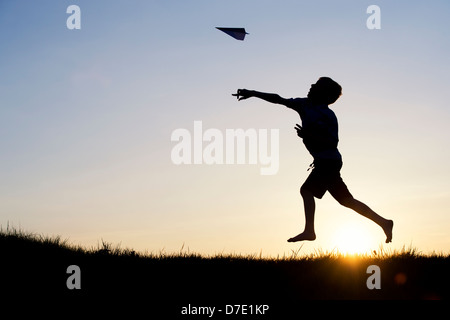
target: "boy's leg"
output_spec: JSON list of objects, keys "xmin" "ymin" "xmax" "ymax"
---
[
  {"xmin": 328, "ymin": 172, "xmax": 393, "ymax": 243},
  {"xmin": 339, "ymin": 197, "xmax": 393, "ymax": 243},
  {"xmin": 287, "ymin": 187, "xmax": 317, "ymax": 242}
]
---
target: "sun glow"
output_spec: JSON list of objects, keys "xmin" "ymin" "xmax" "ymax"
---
[{"xmin": 332, "ymin": 223, "xmax": 374, "ymax": 255}]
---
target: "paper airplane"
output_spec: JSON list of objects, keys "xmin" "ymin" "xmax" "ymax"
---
[{"xmin": 216, "ymin": 27, "xmax": 248, "ymax": 41}]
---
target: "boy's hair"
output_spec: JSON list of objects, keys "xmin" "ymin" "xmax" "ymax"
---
[{"xmin": 317, "ymin": 77, "xmax": 342, "ymax": 105}]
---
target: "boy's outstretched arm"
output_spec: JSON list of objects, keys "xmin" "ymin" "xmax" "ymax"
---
[{"xmin": 233, "ymin": 89, "xmax": 291, "ymax": 107}]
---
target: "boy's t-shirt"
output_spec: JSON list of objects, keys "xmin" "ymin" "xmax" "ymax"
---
[{"xmin": 286, "ymin": 98, "xmax": 342, "ymax": 161}]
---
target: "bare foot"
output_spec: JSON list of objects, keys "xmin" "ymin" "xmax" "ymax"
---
[
  {"xmin": 287, "ymin": 231, "xmax": 316, "ymax": 242},
  {"xmin": 383, "ymin": 220, "xmax": 394, "ymax": 243}
]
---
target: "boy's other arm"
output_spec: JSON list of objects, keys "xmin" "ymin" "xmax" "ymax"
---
[{"xmin": 233, "ymin": 89, "xmax": 291, "ymax": 107}]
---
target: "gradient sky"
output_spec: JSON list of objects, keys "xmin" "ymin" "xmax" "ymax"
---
[{"xmin": 1, "ymin": 0, "xmax": 449, "ymax": 256}]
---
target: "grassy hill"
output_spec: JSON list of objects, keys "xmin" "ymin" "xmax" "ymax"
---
[{"xmin": 1, "ymin": 227, "xmax": 448, "ymax": 316}]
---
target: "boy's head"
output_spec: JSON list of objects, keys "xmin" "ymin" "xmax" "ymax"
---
[{"xmin": 307, "ymin": 77, "xmax": 342, "ymax": 105}]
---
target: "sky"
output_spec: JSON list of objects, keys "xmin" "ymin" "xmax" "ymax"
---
[{"xmin": 1, "ymin": 0, "xmax": 450, "ymax": 256}]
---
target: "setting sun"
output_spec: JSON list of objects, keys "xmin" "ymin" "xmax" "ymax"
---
[{"xmin": 332, "ymin": 223, "xmax": 374, "ymax": 255}]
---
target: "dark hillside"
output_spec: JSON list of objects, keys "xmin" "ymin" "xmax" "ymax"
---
[{"xmin": 1, "ymin": 229, "xmax": 448, "ymax": 317}]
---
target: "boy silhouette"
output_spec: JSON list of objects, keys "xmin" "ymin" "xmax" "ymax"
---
[{"xmin": 233, "ymin": 77, "xmax": 393, "ymax": 243}]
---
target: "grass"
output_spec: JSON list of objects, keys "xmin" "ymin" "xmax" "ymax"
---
[
  {"xmin": 1, "ymin": 226, "xmax": 449, "ymax": 313},
  {"xmin": 1, "ymin": 224, "xmax": 437, "ymax": 260}
]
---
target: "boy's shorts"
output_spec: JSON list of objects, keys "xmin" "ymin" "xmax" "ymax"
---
[{"xmin": 301, "ymin": 159, "xmax": 353, "ymax": 203}]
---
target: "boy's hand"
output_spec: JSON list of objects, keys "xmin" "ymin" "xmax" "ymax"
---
[
  {"xmin": 232, "ymin": 89, "xmax": 253, "ymax": 101},
  {"xmin": 295, "ymin": 124, "xmax": 304, "ymax": 138}
]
